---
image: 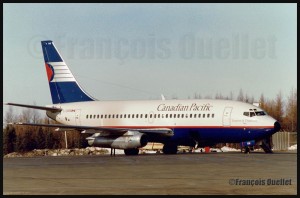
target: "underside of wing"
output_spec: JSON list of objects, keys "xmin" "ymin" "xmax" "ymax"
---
[{"xmin": 8, "ymin": 122, "xmax": 174, "ymax": 137}]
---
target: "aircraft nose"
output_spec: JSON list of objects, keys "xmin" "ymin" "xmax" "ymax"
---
[{"xmin": 274, "ymin": 121, "xmax": 281, "ymax": 132}]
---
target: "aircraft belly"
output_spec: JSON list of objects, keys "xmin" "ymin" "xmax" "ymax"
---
[{"xmin": 172, "ymin": 127, "xmax": 244, "ymax": 144}]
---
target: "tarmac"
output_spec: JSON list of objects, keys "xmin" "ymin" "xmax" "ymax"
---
[{"xmin": 3, "ymin": 151, "xmax": 297, "ymax": 195}]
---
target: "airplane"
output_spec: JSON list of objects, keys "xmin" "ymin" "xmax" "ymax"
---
[{"xmin": 6, "ymin": 40, "xmax": 281, "ymax": 155}]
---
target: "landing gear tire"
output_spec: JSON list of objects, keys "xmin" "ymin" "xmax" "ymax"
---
[
  {"xmin": 124, "ymin": 148, "xmax": 139, "ymax": 155},
  {"xmin": 163, "ymin": 143, "xmax": 178, "ymax": 154}
]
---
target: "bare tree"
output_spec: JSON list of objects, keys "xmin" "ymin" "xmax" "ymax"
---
[
  {"xmin": 259, "ymin": 93, "xmax": 266, "ymax": 110},
  {"xmin": 285, "ymin": 88, "xmax": 297, "ymax": 131},
  {"xmin": 31, "ymin": 102, "xmax": 41, "ymax": 124},
  {"xmin": 193, "ymin": 92, "xmax": 201, "ymax": 99},
  {"xmin": 274, "ymin": 91, "xmax": 284, "ymax": 124},
  {"xmin": 244, "ymin": 93, "xmax": 249, "ymax": 103},
  {"xmin": 18, "ymin": 102, "xmax": 40, "ymax": 123},
  {"xmin": 19, "ymin": 108, "xmax": 33, "ymax": 123},
  {"xmin": 228, "ymin": 91, "xmax": 234, "ymax": 100},
  {"xmin": 237, "ymin": 89, "xmax": 244, "ymax": 101},
  {"xmin": 4, "ymin": 106, "xmax": 15, "ymax": 124},
  {"xmin": 215, "ymin": 92, "xmax": 224, "ymax": 99},
  {"xmin": 249, "ymin": 95, "xmax": 255, "ymax": 104}
]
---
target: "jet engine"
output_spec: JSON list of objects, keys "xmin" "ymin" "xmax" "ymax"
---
[{"xmin": 87, "ymin": 131, "xmax": 148, "ymax": 149}]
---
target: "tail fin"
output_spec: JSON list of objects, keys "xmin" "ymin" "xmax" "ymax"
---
[{"xmin": 41, "ymin": 40, "xmax": 95, "ymax": 104}]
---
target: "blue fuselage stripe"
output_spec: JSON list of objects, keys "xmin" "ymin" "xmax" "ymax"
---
[{"xmin": 166, "ymin": 127, "xmax": 275, "ymax": 146}]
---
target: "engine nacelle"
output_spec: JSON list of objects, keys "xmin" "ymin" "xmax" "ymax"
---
[{"xmin": 88, "ymin": 131, "xmax": 148, "ymax": 149}]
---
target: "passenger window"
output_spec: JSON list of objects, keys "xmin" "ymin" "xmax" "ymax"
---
[
  {"xmin": 112, "ymin": 114, "xmax": 115, "ymax": 119},
  {"xmin": 150, "ymin": 114, "xmax": 152, "ymax": 118},
  {"xmin": 198, "ymin": 114, "xmax": 201, "ymax": 118},
  {"xmin": 177, "ymin": 114, "xmax": 180, "ymax": 118},
  {"xmin": 145, "ymin": 114, "xmax": 148, "ymax": 118},
  {"xmin": 181, "ymin": 114, "xmax": 184, "ymax": 118},
  {"xmin": 203, "ymin": 114, "xmax": 205, "ymax": 118},
  {"xmin": 207, "ymin": 114, "xmax": 210, "ymax": 118},
  {"xmin": 128, "ymin": 114, "xmax": 131, "ymax": 118},
  {"xmin": 166, "ymin": 114, "xmax": 168, "ymax": 118},
  {"xmin": 190, "ymin": 114, "xmax": 192, "ymax": 118},
  {"xmin": 90, "ymin": 115, "xmax": 92, "ymax": 119},
  {"xmin": 120, "ymin": 114, "xmax": 123, "ymax": 118},
  {"xmin": 158, "ymin": 114, "xmax": 160, "ymax": 118},
  {"xmin": 86, "ymin": 115, "xmax": 88, "ymax": 119},
  {"xmin": 101, "ymin": 115, "xmax": 103, "ymax": 119},
  {"xmin": 154, "ymin": 114, "xmax": 156, "ymax": 118},
  {"xmin": 132, "ymin": 114, "xmax": 135, "ymax": 118},
  {"xmin": 116, "ymin": 114, "xmax": 119, "ymax": 118},
  {"xmin": 124, "ymin": 114, "xmax": 127, "ymax": 118},
  {"xmin": 140, "ymin": 114, "xmax": 143, "ymax": 118},
  {"xmin": 108, "ymin": 115, "xmax": 111, "ymax": 119},
  {"xmin": 97, "ymin": 115, "xmax": 99, "ymax": 119},
  {"xmin": 170, "ymin": 114, "xmax": 172, "ymax": 118},
  {"xmin": 212, "ymin": 114, "xmax": 214, "ymax": 118},
  {"xmin": 194, "ymin": 114, "xmax": 197, "ymax": 118}
]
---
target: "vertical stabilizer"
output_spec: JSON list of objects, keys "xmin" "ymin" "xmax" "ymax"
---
[{"xmin": 41, "ymin": 40, "xmax": 95, "ymax": 104}]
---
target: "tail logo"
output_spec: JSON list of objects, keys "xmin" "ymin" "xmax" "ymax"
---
[{"xmin": 45, "ymin": 63, "xmax": 54, "ymax": 82}]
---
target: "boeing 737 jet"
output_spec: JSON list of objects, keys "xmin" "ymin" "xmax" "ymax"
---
[{"xmin": 6, "ymin": 40, "xmax": 281, "ymax": 155}]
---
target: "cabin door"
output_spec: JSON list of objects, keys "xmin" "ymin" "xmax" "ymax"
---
[
  {"xmin": 75, "ymin": 109, "xmax": 81, "ymax": 125},
  {"xmin": 222, "ymin": 107, "xmax": 233, "ymax": 126}
]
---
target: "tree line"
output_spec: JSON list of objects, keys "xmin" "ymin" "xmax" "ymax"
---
[
  {"xmin": 3, "ymin": 108, "xmax": 89, "ymax": 155},
  {"xmin": 3, "ymin": 88, "xmax": 297, "ymax": 155}
]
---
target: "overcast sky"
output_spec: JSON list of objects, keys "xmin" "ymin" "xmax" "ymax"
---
[{"xmin": 3, "ymin": 3, "xmax": 297, "ymax": 116}]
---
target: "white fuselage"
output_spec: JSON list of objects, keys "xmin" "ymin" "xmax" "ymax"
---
[{"xmin": 47, "ymin": 99, "xmax": 276, "ymax": 131}]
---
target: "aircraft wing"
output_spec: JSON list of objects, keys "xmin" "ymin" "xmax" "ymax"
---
[{"xmin": 8, "ymin": 122, "xmax": 174, "ymax": 137}]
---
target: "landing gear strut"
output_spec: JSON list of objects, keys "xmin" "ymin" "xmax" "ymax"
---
[
  {"xmin": 244, "ymin": 146, "xmax": 250, "ymax": 154},
  {"xmin": 110, "ymin": 148, "xmax": 115, "ymax": 156}
]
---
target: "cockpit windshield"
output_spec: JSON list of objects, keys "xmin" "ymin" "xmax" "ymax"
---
[{"xmin": 243, "ymin": 109, "xmax": 267, "ymax": 117}]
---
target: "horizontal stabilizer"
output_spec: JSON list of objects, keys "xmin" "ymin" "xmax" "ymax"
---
[{"xmin": 5, "ymin": 103, "xmax": 62, "ymax": 112}]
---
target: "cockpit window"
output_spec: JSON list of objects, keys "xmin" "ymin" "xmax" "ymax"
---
[
  {"xmin": 243, "ymin": 112, "xmax": 249, "ymax": 116},
  {"xmin": 250, "ymin": 112, "xmax": 255, "ymax": 117},
  {"xmin": 255, "ymin": 111, "xmax": 266, "ymax": 116}
]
